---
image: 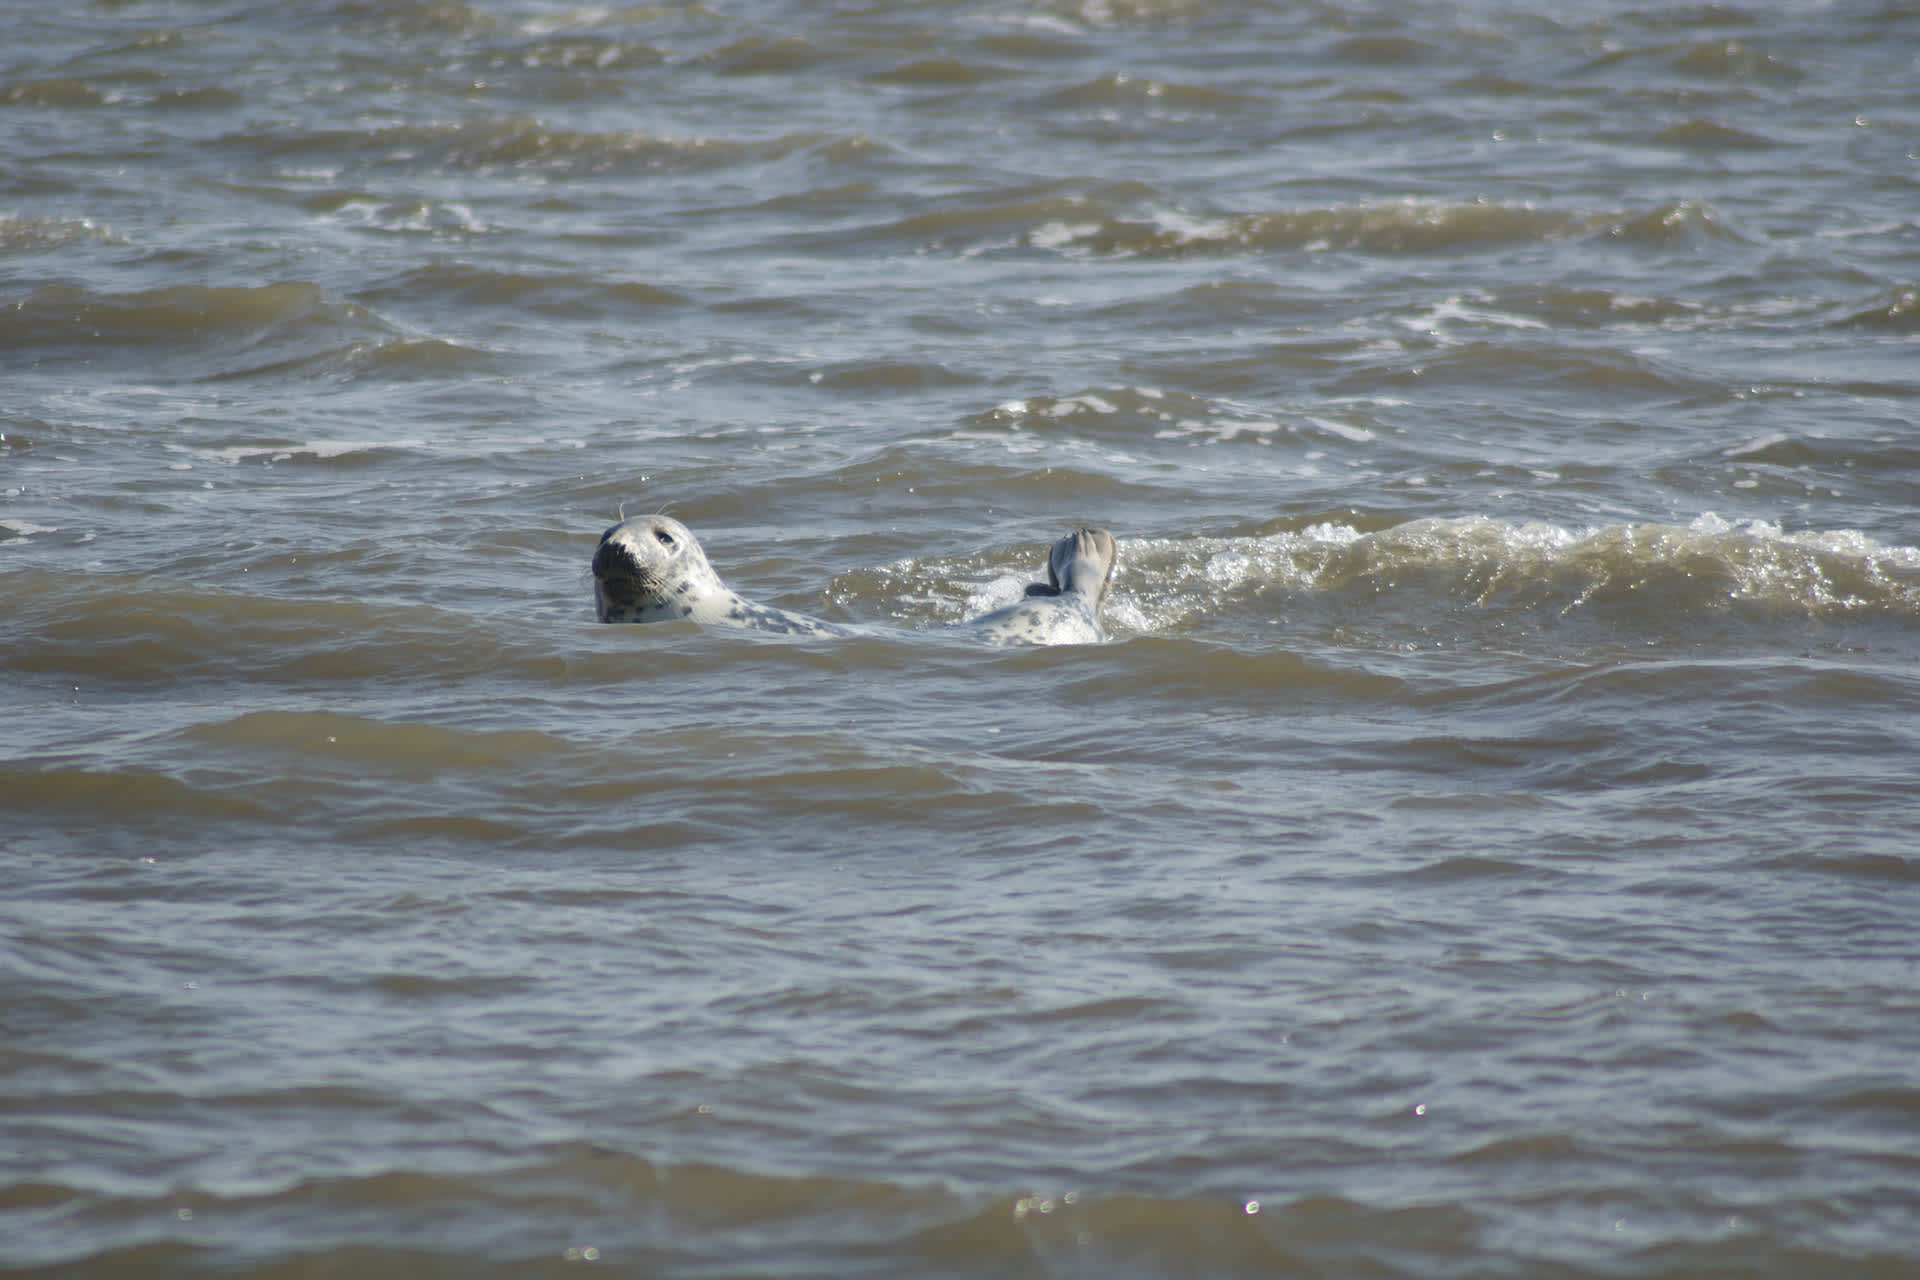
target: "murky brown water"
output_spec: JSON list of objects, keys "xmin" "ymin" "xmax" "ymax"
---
[{"xmin": 5, "ymin": 1, "xmax": 1920, "ymax": 1275}]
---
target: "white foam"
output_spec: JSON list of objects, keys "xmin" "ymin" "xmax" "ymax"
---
[
  {"xmin": 963, "ymin": 573, "xmax": 1031, "ymax": 616},
  {"xmin": 1722, "ymin": 432, "xmax": 1789, "ymax": 458},
  {"xmin": 1307, "ymin": 416, "xmax": 1375, "ymax": 443},
  {"xmin": 1147, "ymin": 208, "xmax": 1238, "ymax": 245},
  {"xmin": 191, "ymin": 440, "xmax": 432, "ymax": 465},
  {"xmin": 1029, "ymin": 221, "xmax": 1101, "ymax": 251},
  {"xmin": 1047, "ymin": 394, "xmax": 1117, "ymax": 417},
  {"xmin": 1397, "ymin": 294, "xmax": 1548, "ymax": 335}
]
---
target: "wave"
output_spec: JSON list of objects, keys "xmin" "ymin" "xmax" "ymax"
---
[
  {"xmin": 830, "ymin": 189, "xmax": 1751, "ymax": 261},
  {"xmin": 224, "ymin": 114, "xmax": 862, "ymax": 180},
  {"xmin": 1043, "ymin": 71, "xmax": 1267, "ymax": 112},
  {"xmin": 307, "ymin": 0, "xmax": 498, "ymax": 39},
  {"xmin": 1651, "ymin": 119, "xmax": 1781, "ymax": 152},
  {"xmin": 1010, "ymin": 198, "xmax": 1592, "ymax": 259},
  {"xmin": 0, "ymin": 570, "xmax": 569, "ymax": 690},
  {"xmin": 1090, "ymin": 280, "xmax": 1705, "ymax": 335},
  {"xmin": 869, "ymin": 56, "xmax": 1017, "ymax": 87},
  {"xmin": 0, "ymin": 1147, "xmax": 1258, "ymax": 1275},
  {"xmin": 471, "ymin": 31, "xmax": 668, "ymax": 75},
  {"xmin": 5, "ymin": 1136, "xmax": 1905, "ymax": 1277},
  {"xmin": 356, "ymin": 263, "xmax": 686, "ymax": 317},
  {"xmin": 961, "ymin": 386, "xmax": 1317, "ymax": 448},
  {"xmin": 0, "ymin": 763, "xmax": 272, "ymax": 827},
  {"xmin": 1580, "ymin": 37, "xmax": 1806, "ymax": 84},
  {"xmin": 838, "ymin": 514, "xmax": 1920, "ymax": 639},
  {"xmin": 1597, "ymin": 198, "xmax": 1750, "ymax": 249},
  {"xmin": 0, "ymin": 213, "xmax": 120, "ymax": 255},
  {"xmin": 2, "ymin": 281, "xmax": 373, "ymax": 349},
  {"xmin": 693, "ymin": 34, "xmax": 835, "ymax": 76},
  {"xmin": 0, "ymin": 76, "xmax": 107, "ymax": 108},
  {"xmin": 1158, "ymin": 513, "xmax": 1919, "ymax": 627},
  {"xmin": 0, "ymin": 281, "xmax": 502, "ymax": 381},
  {"xmin": 1836, "ymin": 285, "xmax": 1920, "ymax": 333}
]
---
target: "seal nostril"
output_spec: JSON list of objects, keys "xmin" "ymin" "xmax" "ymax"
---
[{"xmin": 592, "ymin": 541, "xmax": 630, "ymax": 576}]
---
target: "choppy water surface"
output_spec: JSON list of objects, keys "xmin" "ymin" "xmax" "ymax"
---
[{"xmin": 5, "ymin": 0, "xmax": 1920, "ymax": 1275}]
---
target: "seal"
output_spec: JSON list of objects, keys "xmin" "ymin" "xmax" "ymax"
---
[
  {"xmin": 591, "ymin": 516, "xmax": 1117, "ymax": 646},
  {"xmin": 591, "ymin": 514, "xmax": 852, "ymax": 637},
  {"xmin": 962, "ymin": 526, "xmax": 1117, "ymax": 646}
]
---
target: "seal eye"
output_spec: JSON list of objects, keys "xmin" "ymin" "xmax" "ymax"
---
[{"xmin": 654, "ymin": 529, "xmax": 675, "ymax": 548}]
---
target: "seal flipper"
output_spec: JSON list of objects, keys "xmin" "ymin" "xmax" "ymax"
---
[
  {"xmin": 1048, "ymin": 527, "xmax": 1116, "ymax": 605},
  {"xmin": 1020, "ymin": 543, "xmax": 1071, "ymax": 597}
]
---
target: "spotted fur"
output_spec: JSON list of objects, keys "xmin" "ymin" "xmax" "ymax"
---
[{"xmin": 962, "ymin": 527, "xmax": 1117, "ymax": 646}]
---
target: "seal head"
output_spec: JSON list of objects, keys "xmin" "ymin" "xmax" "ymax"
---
[{"xmin": 591, "ymin": 514, "xmax": 724, "ymax": 624}]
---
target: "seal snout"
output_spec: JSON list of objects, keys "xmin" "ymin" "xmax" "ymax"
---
[
  {"xmin": 591, "ymin": 526, "xmax": 657, "ymax": 622},
  {"xmin": 592, "ymin": 534, "xmax": 636, "ymax": 580}
]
